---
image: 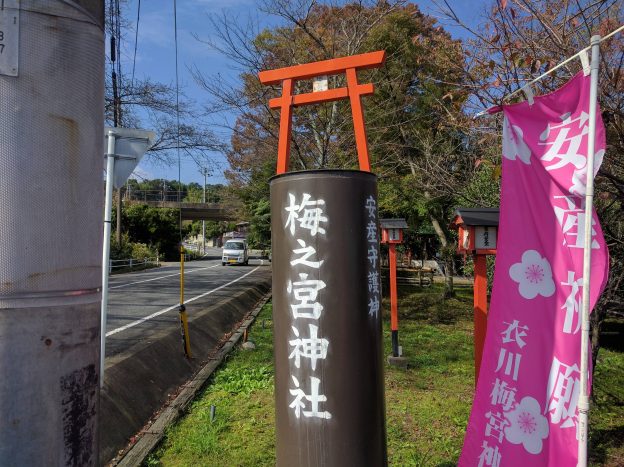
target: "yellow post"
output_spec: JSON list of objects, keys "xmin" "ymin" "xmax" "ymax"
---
[
  {"xmin": 178, "ymin": 245, "xmax": 192, "ymax": 358},
  {"xmin": 180, "ymin": 246, "xmax": 185, "ymax": 304}
]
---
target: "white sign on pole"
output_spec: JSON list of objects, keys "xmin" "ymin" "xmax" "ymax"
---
[
  {"xmin": 388, "ymin": 228, "xmax": 400, "ymax": 241},
  {"xmin": 0, "ymin": 0, "xmax": 20, "ymax": 77},
  {"xmin": 313, "ymin": 75, "xmax": 329, "ymax": 92},
  {"xmin": 474, "ymin": 226, "xmax": 497, "ymax": 250},
  {"xmin": 104, "ymin": 127, "xmax": 156, "ymax": 188}
]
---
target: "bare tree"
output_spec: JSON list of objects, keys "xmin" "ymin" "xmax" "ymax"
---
[
  {"xmin": 105, "ymin": 1, "xmax": 224, "ymax": 167},
  {"xmin": 434, "ymin": 0, "xmax": 624, "ymax": 363}
]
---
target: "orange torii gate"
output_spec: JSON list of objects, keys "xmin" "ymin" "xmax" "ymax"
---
[{"xmin": 258, "ymin": 51, "xmax": 386, "ymax": 174}]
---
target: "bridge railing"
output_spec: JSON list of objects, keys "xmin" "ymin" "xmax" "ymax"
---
[
  {"xmin": 124, "ymin": 190, "xmax": 187, "ymax": 203},
  {"xmin": 121, "ymin": 190, "xmax": 242, "ymax": 221},
  {"xmin": 124, "ymin": 190, "xmax": 231, "ymax": 203}
]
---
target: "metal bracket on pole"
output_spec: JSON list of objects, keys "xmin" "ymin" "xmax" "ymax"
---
[{"xmin": 104, "ymin": 153, "xmax": 137, "ymax": 160}]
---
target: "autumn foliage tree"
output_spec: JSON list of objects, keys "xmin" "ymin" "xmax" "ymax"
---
[{"xmin": 195, "ymin": 1, "xmax": 475, "ymax": 275}]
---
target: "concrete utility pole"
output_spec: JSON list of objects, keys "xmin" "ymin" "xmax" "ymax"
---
[{"xmin": 0, "ymin": 1, "xmax": 104, "ymax": 465}]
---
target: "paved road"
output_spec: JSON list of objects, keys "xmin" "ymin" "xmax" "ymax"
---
[{"xmin": 104, "ymin": 257, "xmax": 271, "ymax": 358}]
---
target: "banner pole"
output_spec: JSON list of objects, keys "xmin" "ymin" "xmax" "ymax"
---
[{"xmin": 577, "ymin": 34, "xmax": 601, "ymax": 467}]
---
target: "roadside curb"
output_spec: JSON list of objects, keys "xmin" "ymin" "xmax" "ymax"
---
[{"xmin": 109, "ymin": 291, "xmax": 272, "ymax": 467}]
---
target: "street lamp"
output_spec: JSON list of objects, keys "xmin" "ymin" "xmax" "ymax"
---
[
  {"xmin": 102, "ymin": 127, "xmax": 155, "ymax": 388},
  {"xmin": 451, "ymin": 207, "xmax": 499, "ymax": 385},
  {"xmin": 380, "ymin": 218, "xmax": 408, "ymax": 363}
]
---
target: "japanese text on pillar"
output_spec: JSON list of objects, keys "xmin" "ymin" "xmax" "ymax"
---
[
  {"xmin": 285, "ymin": 192, "xmax": 331, "ymax": 420},
  {"xmin": 365, "ymin": 196, "xmax": 380, "ymax": 318}
]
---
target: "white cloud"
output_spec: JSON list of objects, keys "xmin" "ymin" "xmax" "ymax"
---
[
  {"xmin": 137, "ymin": 10, "xmax": 173, "ymax": 49},
  {"xmin": 191, "ymin": 0, "xmax": 255, "ymax": 10}
]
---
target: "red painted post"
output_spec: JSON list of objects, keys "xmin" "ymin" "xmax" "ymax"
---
[
  {"xmin": 276, "ymin": 78, "xmax": 294, "ymax": 174},
  {"xmin": 345, "ymin": 68, "xmax": 371, "ymax": 172},
  {"xmin": 389, "ymin": 243, "xmax": 399, "ymax": 357},
  {"xmin": 473, "ymin": 254, "xmax": 488, "ymax": 385}
]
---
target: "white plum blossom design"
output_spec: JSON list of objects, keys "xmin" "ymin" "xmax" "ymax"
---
[
  {"xmin": 504, "ymin": 396, "xmax": 549, "ymax": 454},
  {"xmin": 502, "ymin": 117, "xmax": 532, "ymax": 164},
  {"xmin": 509, "ymin": 250, "xmax": 556, "ymax": 299}
]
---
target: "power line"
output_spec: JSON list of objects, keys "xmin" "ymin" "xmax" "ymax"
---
[
  {"xmin": 173, "ymin": 0, "xmax": 182, "ymax": 242},
  {"xmin": 109, "ymin": 0, "xmax": 123, "ymax": 127},
  {"xmin": 131, "ymin": 0, "xmax": 141, "ymax": 90},
  {"xmin": 115, "ymin": 0, "xmax": 121, "ymax": 67}
]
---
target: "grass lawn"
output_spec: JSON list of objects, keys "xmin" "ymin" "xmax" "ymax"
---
[{"xmin": 145, "ymin": 282, "xmax": 624, "ymax": 466}]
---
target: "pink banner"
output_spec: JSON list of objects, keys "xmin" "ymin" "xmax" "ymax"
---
[{"xmin": 460, "ymin": 72, "xmax": 609, "ymax": 466}]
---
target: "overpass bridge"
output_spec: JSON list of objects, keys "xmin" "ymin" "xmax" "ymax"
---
[{"xmin": 124, "ymin": 190, "xmax": 242, "ymax": 222}]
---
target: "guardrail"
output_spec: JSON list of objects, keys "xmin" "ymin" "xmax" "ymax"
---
[
  {"xmin": 182, "ymin": 243, "xmax": 200, "ymax": 252},
  {"xmin": 109, "ymin": 257, "xmax": 160, "ymax": 273}
]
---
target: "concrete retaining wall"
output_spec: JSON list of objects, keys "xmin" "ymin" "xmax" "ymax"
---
[{"xmin": 99, "ymin": 277, "xmax": 271, "ymax": 464}]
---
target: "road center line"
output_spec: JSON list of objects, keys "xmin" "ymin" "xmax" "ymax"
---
[
  {"xmin": 109, "ymin": 265, "xmax": 219, "ymax": 290},
  {"xmin": 106, "ymin": 266, "xmax": 261, "ymax": 337}
]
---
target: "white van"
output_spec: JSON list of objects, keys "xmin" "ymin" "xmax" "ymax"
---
[{"xmin": 222, "ymin": 239, "xmax": 249, "ymax": 266}]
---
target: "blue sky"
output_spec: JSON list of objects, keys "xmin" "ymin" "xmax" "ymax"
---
[{"xmin": 120, "ymin": 0, "xmax": 483, "ymax": 186}]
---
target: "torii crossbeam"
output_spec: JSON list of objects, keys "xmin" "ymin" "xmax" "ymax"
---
[{"xmin": 258, "ymin": 50, "xmax": 386, "ymax": 174}]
